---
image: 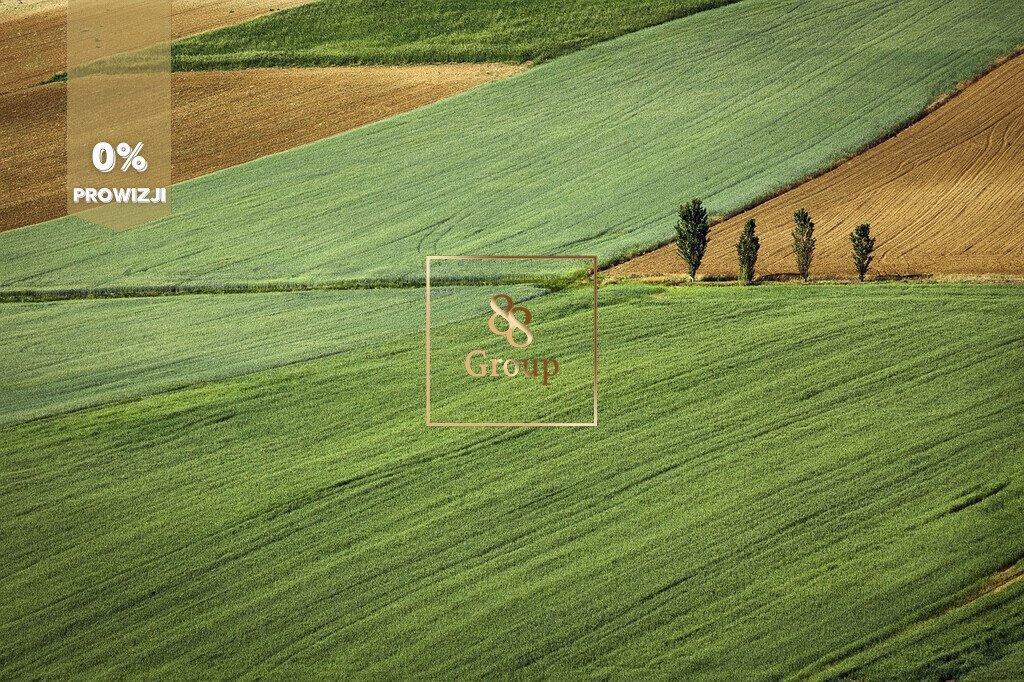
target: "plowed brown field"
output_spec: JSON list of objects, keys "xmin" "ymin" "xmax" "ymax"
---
[
  {"xmin": 612, "ymin": 54, "xmax": 1024, "ymax": 280},
  {"xmin": 0, "ymin": 0, "xmax": 317, "ymax": 94},
  {"xmin": 0, "ymin": 64, "xmax": 523, "ymax": 231}
]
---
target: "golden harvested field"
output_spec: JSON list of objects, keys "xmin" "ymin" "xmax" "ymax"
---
[
  {"xmin": 613, "ymin": 54, "xmax": 1024, "ymax": 280},
  {"xmin": 0, "ymin": 65, "xmax": 523, "ymax": 231},
  {"xmin": 0, "ymin": 0, "xmax": 318, "ymax": 94}
]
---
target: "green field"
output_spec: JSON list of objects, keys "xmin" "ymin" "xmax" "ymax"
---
[
  {"xmin": 4, "ymin": 0, "xmax": 1023, "ymax": 291},
  {"xmin": 4, "ymin": 0, "xmax": 1023, "ymax": 676},
  {"xmin": 2, "ymin": 283, "xmax": 1022, "ymax": 677},
  {"xmin": 0, "ymin": 285, "xmax": 545, "ymax": 425},
  {"xmin": 174, "ymin": 0, "xmax": 737, "ymax": 69}
]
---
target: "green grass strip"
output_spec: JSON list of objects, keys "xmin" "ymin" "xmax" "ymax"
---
[{"xmin": 173, "ymin": 0, "xmax": 739, "ymax": 70}]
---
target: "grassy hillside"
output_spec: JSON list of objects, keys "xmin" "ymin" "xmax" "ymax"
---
[
  {"xmin": 813, "ymin": 567, "xmax": 1024, "ymax": 680},
  {"xmin": 0, "ymin": 285, "xmax": 545, "ymax": 426},
  {"xmin": 173, "ymin": 0, "xmax": 738, "ymax": 69},
  {"xmin": 4, "ymin": 0, "xmax": 1024, "ymax": 290},
  {"xmin": 2, "ymin": 283, "xmax": 1022, "ymax": 677}
]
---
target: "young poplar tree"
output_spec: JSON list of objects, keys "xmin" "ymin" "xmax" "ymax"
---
[
  {"xmin": 792, "ymin": 208, "xmax": 816, "ymax": 281},
  {"xmin": 736, "ymin": 218, "xmax": 760, "ymax": 285},
  {"xmin": 674, "ymin": 198, "xmax": 711, "ymax": 281},
  {"xmin": 850, "ymin": 223, "xmax": 876, "ymax": 281}
]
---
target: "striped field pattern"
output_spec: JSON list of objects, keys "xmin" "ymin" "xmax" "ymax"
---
[
  {"xmin": 3, "ymin": 0, "xmax": 1024, "ymax": 289},
  {"xmin": 1, "ymin": 283, "xmax": 1022, "ymax": 677}
]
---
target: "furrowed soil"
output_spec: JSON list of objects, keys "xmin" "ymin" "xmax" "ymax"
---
[
  {"xmin": 612, "ymin": 53, "xmax": 1024, "ymax": 280},
  {"xmin": 0, "ymin": 64, "xmax": 522, "ymax": 232},
  {"xmin": 0, "ymin": 0, "xmax": 318, "ymax": 94}
]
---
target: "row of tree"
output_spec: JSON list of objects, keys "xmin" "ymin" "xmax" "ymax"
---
[{"xmin": 674, "ymin": 198, "xmax": 876, "ymax": 284}]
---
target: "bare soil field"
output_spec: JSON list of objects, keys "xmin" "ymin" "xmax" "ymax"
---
[
  {"xmin": 613, "ymin": 54, "xmax": 1024, "ymax": 280},
  {"xmin": 0, "ymin": 64, "xmax": 523, "ymax": 231},
  {"xmin": 0, "ymin": 0, "xmax": 317, "ymax": 94}
]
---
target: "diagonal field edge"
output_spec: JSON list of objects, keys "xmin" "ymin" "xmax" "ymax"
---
[{"xmin": 2, "ymin": 0, "xmax": 1024, "ymax": 290}]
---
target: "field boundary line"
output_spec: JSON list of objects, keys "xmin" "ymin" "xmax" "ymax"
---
[
  {"xmin": 6, "ymin": 273, "xmax": 1024, "ymax": 304},
  {"xmin": 0, "ymin": 273, "xmax": 590, "ymax": 303},
  {"xmin": 603, "ymin": 44, "xmax": 1024, "ymax": 275}
]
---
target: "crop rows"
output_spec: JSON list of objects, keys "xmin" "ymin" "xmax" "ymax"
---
[{"xmin": 2, "ymin": 283, "xmax": 1022, "ymax": 677}]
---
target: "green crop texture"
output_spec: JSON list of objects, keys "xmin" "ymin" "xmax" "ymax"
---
[
  {"xmin": 0, "ymin": 285, "xmax": 546, "ymax": 426},
  {"xmin": 2, "ymin": 283, "xmax": 1022, "ymax": 677},
  {"xmin": 4, "ymin": 0, "xmax": 1024, "ymax": 290},
  {"xmin": 173, "ymin": 0, "xmax": 738, "ymax": 69},
  {"xmin": 4, "ymin": 0, "xmax": 1023, "ymax": 674}
]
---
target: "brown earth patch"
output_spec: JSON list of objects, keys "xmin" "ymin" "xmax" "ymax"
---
[
  {"xmin": 0, "ymin": 5, "xmax": 64, "ymax": 94},
  {"xmin": 0, "ymin": 64, "xmax": 524, "ymax": 231},
  {"xmin": 612, "ymin": 54, "xmax": 1024, "ymax": 280},
  {"xmin": 0, "ymin": 0, "xmax": 318, "ymax": 94}
]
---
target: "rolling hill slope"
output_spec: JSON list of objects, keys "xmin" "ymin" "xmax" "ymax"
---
[
  {"xmin": 172, "ymin": 0, "xmax": 739, "ymax": 69},
  {"xmin": 614, "ymin": 52, "xmax": 1024, "ymax": 279},
  {"xmin": 3, "ymin": 0, "xmax": 1024, "ymax": 289},
  {"xmin": 0, "ymin": 64, "xmax": 521, "ymax": 231},
  {"xmin": 2, "ymin": 283, "xmax": 1022, "ymax": 677},
  {"xmin": 3, "ymin": 0, "xmax": 726, "ymax": 233},
  {"xmin": 0, "ymin": 284, "xmax": 545, "ymax": 426}
]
